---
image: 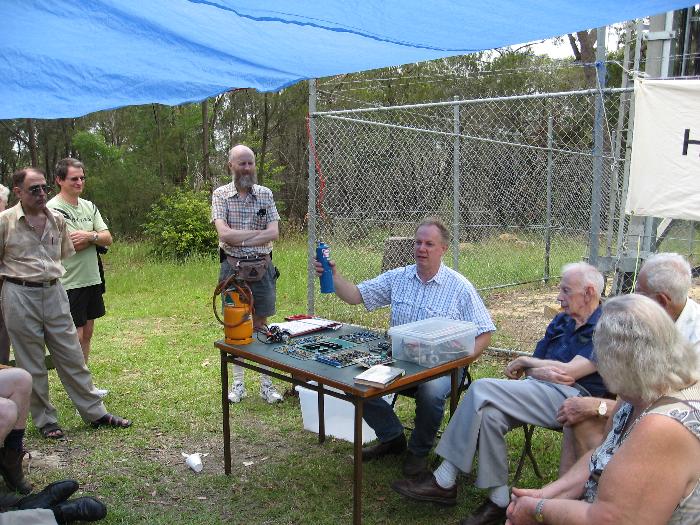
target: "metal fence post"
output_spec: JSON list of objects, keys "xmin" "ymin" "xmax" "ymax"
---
[
  {"xmin": 589, "ymin": 26, "xmax": 606, "ymax": 268},
  {"xmin": 544, "ymin": 114, "xmax": 553, "ymax": 282},
  {"xmin": 452, "ymin": 96, "xmax": 460, "ymax": 271},
  {"xmin": 307, "ymin": 79, "xmax": 318, "ymax": 315}
]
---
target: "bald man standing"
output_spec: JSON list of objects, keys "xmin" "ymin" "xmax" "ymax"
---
[{"xmin": 211, "ymin": 145, "xmax": 283, "ymax": 404}]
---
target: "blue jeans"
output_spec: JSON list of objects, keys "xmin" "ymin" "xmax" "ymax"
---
[{"xmin": 363, "ymin": 373, "xmax": 454, "ymax": 456}]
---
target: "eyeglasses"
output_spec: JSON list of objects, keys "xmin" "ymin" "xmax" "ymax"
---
[{"xmin": 27, "ymin": 184, "xmax": 51, "ymax": 196}]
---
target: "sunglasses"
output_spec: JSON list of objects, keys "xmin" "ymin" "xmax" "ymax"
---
[{"xmin": 27, "ymin": 184, "xmax": 52, "ymax": 196}]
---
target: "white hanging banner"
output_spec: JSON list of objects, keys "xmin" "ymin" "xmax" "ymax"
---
[{"xmin": 626, "ymin": 78, "xmax": 700, "ymax": 220}]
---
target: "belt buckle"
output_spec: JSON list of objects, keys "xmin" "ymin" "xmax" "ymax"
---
[{"xmin": 41, "ymin": 281, "xmax": 52, "ymax": 288}]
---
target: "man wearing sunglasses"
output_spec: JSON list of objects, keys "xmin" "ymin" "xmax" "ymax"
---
[
  {"xmin": 48, "ymin": 158, "xmax": 112, "ymax": 398},
  {"xmin": 0, "ymin": 167, "xmax": 130, "ymax": 441}
]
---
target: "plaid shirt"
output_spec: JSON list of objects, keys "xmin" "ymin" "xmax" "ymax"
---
[
  {"xmin": 0, "ymin": 202, "xmax": 75, "ymax": 281},
  {"xmin": 211, "ymin": 183, "xmax": 280, "ymax": 257},
  {"xmin": 357, "ymin": 263, "xmax": 496, "ymax": 335}
]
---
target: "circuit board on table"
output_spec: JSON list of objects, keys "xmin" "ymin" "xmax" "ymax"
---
[{"xmin": 273, "ymin": 331, "xmax": 393, "ymax": 368}]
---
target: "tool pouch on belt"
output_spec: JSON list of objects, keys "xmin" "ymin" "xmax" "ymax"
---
[{"xmin": 226, "ymin": 254, "xmax": 270, "ymax": 282}]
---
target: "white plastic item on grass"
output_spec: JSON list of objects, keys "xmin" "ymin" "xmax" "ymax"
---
[{"xmin": 182, "ymin": 452, "xmax": 207, "ymax": 473}]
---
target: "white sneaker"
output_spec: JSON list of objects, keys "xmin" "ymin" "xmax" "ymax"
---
[
  {"xmin": 95, "ymin": 387, "xmax": 109, "ymax": 398},
  {"xmin": 228, "ymin": 381, "xmax": 247, "ymax": 403},
  {"xmin": 260, "ymin": 383, "xmax": 283, "ymax": 404}
]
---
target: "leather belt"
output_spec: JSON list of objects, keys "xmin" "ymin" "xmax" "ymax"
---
[{"xmin": 4, "ymin": 277, "xmax": 58, "ymax": 288}]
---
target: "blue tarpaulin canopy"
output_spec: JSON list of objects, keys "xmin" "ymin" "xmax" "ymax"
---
[{"xmin": 1, "ymin": 1, "xmax": 692, "ymax": 119}]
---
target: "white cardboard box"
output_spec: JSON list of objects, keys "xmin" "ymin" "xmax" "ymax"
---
[{"xmin": 295, "ymin": 383, "xmax": 378, "ymax": 444}]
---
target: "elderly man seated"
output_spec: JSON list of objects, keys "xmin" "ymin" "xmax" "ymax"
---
[
  {"xmin": 391, "ymin": 262, "xmax": 610, "ymax": 525},
  {"xmin": 556, "ymin": 252, "xmax": 700, "ymax": 474}
]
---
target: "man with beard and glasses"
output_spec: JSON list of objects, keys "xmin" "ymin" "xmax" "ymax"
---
[{"xmin": 211, "ymin": 145, "xmax": 283, "ymax": 404}]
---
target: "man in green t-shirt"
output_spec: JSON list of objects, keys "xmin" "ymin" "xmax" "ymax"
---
[{"xmin": 47, "ymin": 159, "xmax": 112, "ymax": 397}]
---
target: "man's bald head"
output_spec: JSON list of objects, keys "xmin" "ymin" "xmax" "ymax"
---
[{"xmin": 227, "ymin": 144, "xmax": 257, "ymax": 191}]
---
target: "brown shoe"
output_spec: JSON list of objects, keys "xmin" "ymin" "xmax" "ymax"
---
[
  {"xmin": 361, "ymin": 434, "xmax": 406, "ymax": 461},
  {"xmin": 459, "ymin": 498, "xmax": 507, "ymax": 525},
  {"xmin": 391, "ymin": 472, "xmax": 457, "ymax": 506},
  {"xmin": 0, "ymin": 447, "xmax": 32, "ymax": 494},
  {"xmin": 402, "ymin": 452, "xmax": 429, "ymax": 477}
]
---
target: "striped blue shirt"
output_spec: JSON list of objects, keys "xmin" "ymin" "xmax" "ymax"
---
[{"xmin": 357, "ymin": 264, "xmax": 496, "ymax": 335}]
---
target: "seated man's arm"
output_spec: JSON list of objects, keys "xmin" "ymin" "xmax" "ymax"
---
[
  {"xmin": 472, "ymin": 331, "xmax": 492, "ymax": 360},
  {"xmin": 506, "ymin": 355, "xmax": 596, "ymax": 384},
  {"xmin": 557, "ymin": 396, "xmax": 618, "ymax": 426},
  {"xmin": 313, "ymin": 258, "xmax": 363, "ymax": 305}
]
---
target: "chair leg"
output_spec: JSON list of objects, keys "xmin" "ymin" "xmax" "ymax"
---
[{"xmin": 512, "ymin": 424, "xmax": 543, "ymax": 485}]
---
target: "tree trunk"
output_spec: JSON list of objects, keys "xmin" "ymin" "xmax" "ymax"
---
[
  {"xmin": 26, "ymin": 119, "xmax": 37, "ymax": 166},
  {"xmin": 259, "ymin": 93, "xmax": 269, "ymax": 185},
  {"xmin": 568, "ymin": 30, "xmax": 597, "ymax": 88},
  {"xmin": 201, "ymin": 100, "xmax": 209, "ymax": 188}
]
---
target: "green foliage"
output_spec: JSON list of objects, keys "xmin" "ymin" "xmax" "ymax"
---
[{"xmin": 142, "ymin": 189, "xmax": 217, "ymax": 259}]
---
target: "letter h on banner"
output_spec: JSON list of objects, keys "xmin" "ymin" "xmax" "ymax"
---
[{"xmin": 682, "ymin": 129, "xmax": 700, "ymax": 157}]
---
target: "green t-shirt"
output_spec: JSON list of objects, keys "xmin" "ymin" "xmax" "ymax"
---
[{"xmin": 47, "ymin": 195, "xmax": 108, "ymax": 290}]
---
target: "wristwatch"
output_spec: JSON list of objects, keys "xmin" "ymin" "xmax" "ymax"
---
[
  {"xmin": 534, "ymin": 499, "xmax": 545, "ymax": 523},
  {"xmin": 91, "ymin": 232, "xmax": 98, "ymax": 243},
  {"xmin": 597, "ymin": 400, "xmax": 608, "ymax": 417}
]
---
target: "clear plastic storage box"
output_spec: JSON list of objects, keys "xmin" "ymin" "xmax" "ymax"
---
[{"xmin": 388, "ymin": 317, "xmax": 477, "ymax": 368}]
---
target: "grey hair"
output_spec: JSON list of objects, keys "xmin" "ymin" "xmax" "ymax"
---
[
  {"xmin": 0, "ymin": 184, "xmax": 9, "ymax": 203},
  {"xmin": 561, "ymin": 262, "xmax": 604, "ymax": 297},
  {"xmin": 595, "ymin": 294, "xmax": 700, "ymax": 403},
  {"xmin": 640, "ymin": 252, "xmax": 692, "ymax": 305}
]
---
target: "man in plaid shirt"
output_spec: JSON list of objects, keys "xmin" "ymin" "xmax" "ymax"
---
[{"xmin": 211, "ymin": 145, "xmax": 283, "ymax": 404}]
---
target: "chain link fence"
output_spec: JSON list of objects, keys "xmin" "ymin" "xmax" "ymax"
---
[{"xmin": 307, "ymin": 87, "xmax": 635, "ymax": 313}]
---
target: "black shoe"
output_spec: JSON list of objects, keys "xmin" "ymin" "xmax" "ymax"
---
[
  {"xmin": 52, "ymin": 497, "xmax": 107, "ymax": 524},
  {"xmin": 402, "ymin": 452, "xmax": 429, "ymax": 477},
  {"xmin": 0, "ymin": 447, "xmax": 31, "ymax": 495},
  {"xmin": 458, "ymin": 498, "xmax": 507, "ymax": 525},
  {"xmin": 17, "ymin": 480, "xmax": 79, "ymax": 509},
  {"xmin": 391, "ymin": 472, "xmax": 457, "ymax": 506},
  {"xmin": 361, "ymin": 434, "xmax": 406, "ymax": 461}
]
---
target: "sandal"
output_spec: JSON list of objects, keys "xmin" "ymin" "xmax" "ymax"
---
[
  {"xmin": 40, "ymin": 423, "xmax": 65, "ymax": 440},
  {"xmin": 90, "ymin": 413, "xmax": 132, "ymax": 429}
]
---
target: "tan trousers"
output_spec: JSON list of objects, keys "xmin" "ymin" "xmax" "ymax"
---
[
  {"xmin": 0, "ymin": 508, "xmax": 57, "ymax": 525},
  {"xmin": 0, "ymin": 282, "xmax": 10, "ymax": 365},
  {"xmin": 1, "ymin": 281, "xmax": 106, "ymax": 429}
]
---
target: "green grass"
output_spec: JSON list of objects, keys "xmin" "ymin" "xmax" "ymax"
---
[{"xmin": 22, "ymin": 238, "xmax": 562, "ymax": 524}]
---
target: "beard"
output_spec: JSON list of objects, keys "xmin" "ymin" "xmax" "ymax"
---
[{"xmin": 234, "ymin": 172, "xmax": 257, "ymax": 191}]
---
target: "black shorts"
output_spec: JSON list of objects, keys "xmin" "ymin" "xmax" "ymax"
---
[{"xmin": 67, "ymin": 284, "xmax": 106, "ymax": 327}]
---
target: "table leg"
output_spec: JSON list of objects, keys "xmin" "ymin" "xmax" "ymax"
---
[
  {"xmin": 318, "ymin": 383, "xmax": 325, "ymax": 444},
  {"xmin": 353, "ymin": 398, "xmax": 364, "ymax": 525},
  {"xmin": 221, "ymin": 350, "xmax": 231, "ymax": 475}
]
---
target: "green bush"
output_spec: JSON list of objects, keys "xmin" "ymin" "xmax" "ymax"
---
[{"xmin": 143, "ymin": 189, "xmax": 218, "ymax": 259}]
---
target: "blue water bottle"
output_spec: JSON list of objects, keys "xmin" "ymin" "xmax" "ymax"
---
[{"xmin": 317, "ymin": 240, "xmax": 335, "ymax": 294}]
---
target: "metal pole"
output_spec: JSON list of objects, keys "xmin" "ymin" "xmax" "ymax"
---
[
  {"xmin": 307, "ymin": 79, "xmax": 318, "ymax": 315},
  {"xmin": 589, "ymin": 27, "xmax": 606, "ymax": 268},
  {"xmin": 452, "ymin": 96, "xmax": 460, "ymax": 271},
  {"xmin": 681, "ymin": 7, "xmax": 692, "ymax": 76},
  {"xmin": 689, "ymin": 222, "xmax": 696, "ymax": 258},
  {"xmin": 545, "ymin": 114, "xmax": 553, "ymax": 283},
  {"xmin": 608, "ymin": 23, "xmax": 633, "ymax": 260},
  {"xmin": 615, "ymin": 22, "xmax": 644, "ymax": 265}
]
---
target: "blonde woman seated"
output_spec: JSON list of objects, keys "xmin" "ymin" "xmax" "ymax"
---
[{"xmin": 506, "ymin": 294, "xmax": 700, "ymax": 525}]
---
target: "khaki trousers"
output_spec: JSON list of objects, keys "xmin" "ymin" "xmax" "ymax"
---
[
  {"xmin": 1, "ymin": 281, "xmax": 106, "ymax": 429},
  {"xmin": 0, "ymin": 508, "xmax": 57, "ymax": 525}
]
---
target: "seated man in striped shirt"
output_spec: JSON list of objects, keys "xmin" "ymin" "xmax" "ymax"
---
[{"xmin": 314, "ymin": 217, "xmax": 495, "ymax": 477}]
